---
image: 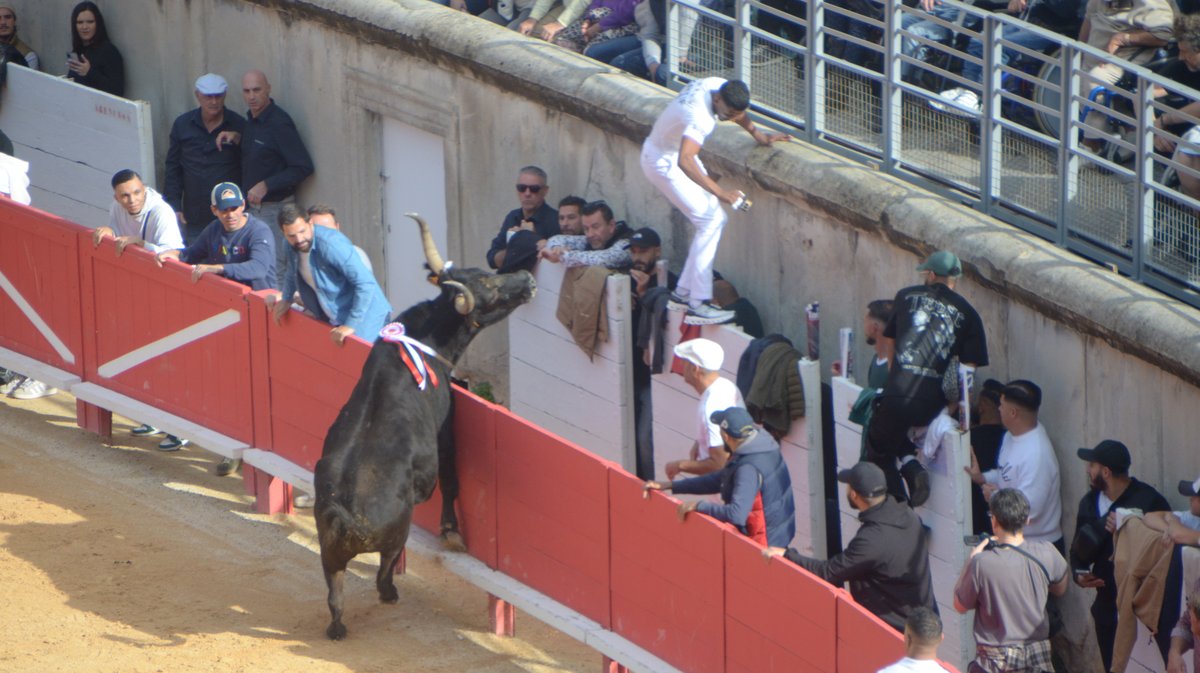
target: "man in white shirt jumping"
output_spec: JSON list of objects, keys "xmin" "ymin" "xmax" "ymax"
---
[{"xmin": 640, "ymin": 78, "xmax": 787, "ymax": 325}]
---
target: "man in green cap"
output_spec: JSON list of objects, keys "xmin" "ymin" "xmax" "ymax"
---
[{"xmin": 865, "ymin": 250, "xmax": 988, "ymax": 507}]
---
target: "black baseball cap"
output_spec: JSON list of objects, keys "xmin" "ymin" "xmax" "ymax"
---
[
  {"xmin": 709, "ymin": 406, "xmax": 756, "ymax": 439},
  {"xmin": 628, "ymin": 227, "xmax": 661, "ymax": 249},
  {"xmin": 1180, "ymin": 476, "xmax": 1200, "ymax": 497},
  {"xmin": 837, "ymin": 462, "xmax": 888, "ymax": 498},
  {"xmin": 1077, "ymin": 439, "xmax": 1131, "ymax": 472}
]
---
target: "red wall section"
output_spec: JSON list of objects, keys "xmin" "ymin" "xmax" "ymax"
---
[
  {"xmin": 413, "ymin": 387, "xmax": 500, "ymax": 569},
  {"xmin": 609, "ymin": 469, "xmax": 725, "ymax": 673},
  {"xmin": 80, "ymin": 243, "xmax": 253, "ymax": 441},
  {"xmin": 0, "ymin": 201, "xmax": 83, "ymax": 373},
  {"xmin": 724, "ymin": 531, "xmax": 838, "ymax": 673},
  {"xmin": 495, "ymin": 411, "xmax": 612, "ymax": 628},
  {"xmin": 836, "ymin": 591, "xmax": 905, "ymax": 672}
]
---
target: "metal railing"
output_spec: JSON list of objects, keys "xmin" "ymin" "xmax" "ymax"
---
[{"xmin": 666, "ymin": 0, "xmax": 1200, "ymax": 307}]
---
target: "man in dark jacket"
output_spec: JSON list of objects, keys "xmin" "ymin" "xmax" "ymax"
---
[
  {"xmin": 1071, "ymin": 439, "xmax": 1170, "ymax": 672},
  {"xmin": 769, "ymin": 461, "xmax": 936, "ymax": 632},
  {"xmin": 644, "ymin": 406, "xmax": 796, "ymax": 548}
]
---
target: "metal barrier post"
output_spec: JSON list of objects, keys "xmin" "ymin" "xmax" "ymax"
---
[
  {"xmin": 734, "ymin": 0, "xmax": 750, "ymax": 84},
  {"xmin": 807, "ymin": 0, "xmax": 822, "ymax": 142},
  {"xmin": 980, "ymin": 18, "xmax": 999, "ymax": 212},
  {"xmin": 1133, "ymin": 75, "xmax": 1153, "ymax": 281}
]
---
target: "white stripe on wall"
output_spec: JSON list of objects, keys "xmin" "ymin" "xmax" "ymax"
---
[
  {"xmin": 97, "ymin": 309, "xmax": 241, "ymax": 378},
  {"xmin": 0, "ymin": 268, "xmax": 75, "ymax": 364}
]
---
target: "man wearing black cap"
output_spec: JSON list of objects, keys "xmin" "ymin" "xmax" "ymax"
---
[
  {"xmin": 1072, "ymin": 439, "xmax": 1170, "ymax": 672},
  {"xmin": 644, "ymin": 406, "xmax": 795, "ymax": 547},
  {"xmin": 629, "ymin": 226, "xmax": 675, "ymax": 480},
  {"xmin": 867, "ymin": 249, "xmax": 988, "ymax": 508},
  {"xmin": 767, "ymin": 461, "xmax": 936, "ymax": 632}
]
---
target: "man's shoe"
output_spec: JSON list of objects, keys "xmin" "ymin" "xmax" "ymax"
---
[
  {"xmin": 157, "ymin": 435, "xmax": 188, "ymax": 452},
  {"xmin": 667, "ymin": 291, "xmax": 691, "ymax": 312},
  {"xmin": 900, "ymin": 459, "xmax": 931, "ymax": 507},
  {"xmin": 0, "ymin": 375, "xmax": 26, "ymax": 396},
  {"xmin": 215, "ymin": 458, "xmax": 242, "ymax": 477},
  {"xmin": 683, "ymin": 302, "xmax": 737, "ymax": 326},
  {"xmin": 11, "ymin": 379, "xmax": 58, "ymax": 400},
  {"xmin": 930, "ymin": 87, "xmax": 982, "ymax": 117},
  {"xmin": 293, "ymin": 492, "xmax": 316, "ymax": 509},
  {"xmin": 131, "ymin": 423, "xmax": 162, "ymax": 436}
]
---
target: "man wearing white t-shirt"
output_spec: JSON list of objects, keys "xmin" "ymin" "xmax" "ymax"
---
[
  {"xmin": 965, "ymin": 380, "xmax": 1063, "ymax": 548},
  {"xmin": 665, "ymin": 338, "xmax": 744, "ymax": 478},
  {"xmin": 1142, "ymin": 475, "xmax": 1200, "ymax": 546},
  {"xmin": 877, "ymin": 607, "xmax": 948, "ymax": 673},
  {"xmin": 640, "ymin": 77, "xmax": 787, "ymax": 326},
  {"xmin": 94, "ymin": 169, "xmax": 186, "ymax": 254}
]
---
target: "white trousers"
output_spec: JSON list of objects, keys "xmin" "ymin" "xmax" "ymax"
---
[{"xmin": 640, "ymin": 144, "xmax": 727, "ymax": 304}]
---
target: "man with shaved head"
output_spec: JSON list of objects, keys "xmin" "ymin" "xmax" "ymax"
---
[{"xmin": 237, "ymin": 70, "xmax": 314, "ymax": 284}]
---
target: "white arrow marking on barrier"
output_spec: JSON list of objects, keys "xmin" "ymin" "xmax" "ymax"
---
[
  {"xmin": 98, "ymin": 309, "xmax": 241, "ymax": 379},
  {"xmin": 0, "ymin": 268, "xmax": 76, "ymax": 364}
]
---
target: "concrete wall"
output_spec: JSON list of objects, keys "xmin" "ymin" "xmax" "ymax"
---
[{"xmin": 11, "ymin": 1, "xmax": 1200, "ymax": 668}]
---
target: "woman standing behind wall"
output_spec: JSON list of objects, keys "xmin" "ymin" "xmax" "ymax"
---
[{"xmin": 66, "ymin": 1, "xmax": 124, "ymax": 97}]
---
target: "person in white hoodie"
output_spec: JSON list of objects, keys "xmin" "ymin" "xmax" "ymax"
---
[
  {"xmin": 94, "ymin": 169, "xmax": 185, "ymax": 254},
  {"xmin": 966, "ymin": 379, "xmax": 1064, "ymax": 548}
]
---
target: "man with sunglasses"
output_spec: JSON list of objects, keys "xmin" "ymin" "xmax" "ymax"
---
[
  {"xmin": 640, "ymin": 78, "xmax": 788, "ymax": 325},
  {"xmin": 487, "ymin": 165, "xmax": 559, "ymax": 272}
]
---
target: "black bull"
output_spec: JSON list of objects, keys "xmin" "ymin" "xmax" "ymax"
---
[{"xmin": 314, "ymin": 214, "xmax": 535, "ymax": 640}]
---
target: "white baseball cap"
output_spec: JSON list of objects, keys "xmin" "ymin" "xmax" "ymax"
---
[
  {"xmin": 195, "ymin": 73, "xmax": 228, "ymax": 95},
  {"xmin": 673, "ymin": 338, "xmax": 724, "ymax": 371}
]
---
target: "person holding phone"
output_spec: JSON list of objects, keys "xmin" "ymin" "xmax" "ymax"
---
[{"xmin": 66, "ymin": 2, "xmax": 124, "ymax": 97}]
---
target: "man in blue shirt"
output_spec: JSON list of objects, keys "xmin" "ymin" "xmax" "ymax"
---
[{"xmin": 270, "ymin": 204, "xmax": 393, "ymax": 347}]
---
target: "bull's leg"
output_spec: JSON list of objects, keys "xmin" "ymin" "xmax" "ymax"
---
[
  {"xmin": 321, "ymin": 550, "xmax": 351, "ymax": 641},
  {"xmin": 376, "ymin": 511, "xmax": 412, "ymax": 604},
  {"xmin": 437, "ymin": 412, "xmax": 465, "ymax": 552}
]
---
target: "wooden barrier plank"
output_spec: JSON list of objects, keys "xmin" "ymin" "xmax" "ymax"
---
[
  {"xmin": 495, "ymin": 411, "xmax": 611, "ymax": 626},
  {"xmin": 724, "ymin": 530, "xmax": 838, "ymax": 673},
  {"xmin": 836, "ymin": 591, "xmax": 905, "ymax": 673},
  {"xmin": 608, "ymin": 469, "xmax": 724, "ymax": 673}
]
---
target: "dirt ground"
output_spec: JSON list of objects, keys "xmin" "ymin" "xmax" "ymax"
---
[{"xmin": 0, "ymin": 391, "xmax": 596, "ymax": 673}]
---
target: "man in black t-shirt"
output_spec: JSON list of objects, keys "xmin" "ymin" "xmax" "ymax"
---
[{"xmin": 866, "ymin": 251, "xmax": 989, "ymax": 506}]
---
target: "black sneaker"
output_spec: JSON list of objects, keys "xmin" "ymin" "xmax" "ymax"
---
[
  {"xmin": 131, "ymin": 423, "xmax": 162, "ymax": 436},
  {"xmin": 900, "ymin": 459, "xmax": 931, "ymax": 507},
  {"xmin": 157, "ymin": 435, "xmax": 188, "ymax": 451},
  {"xmin": 666, "ymin": 291, "xmax": 690, "ymax": 312}
]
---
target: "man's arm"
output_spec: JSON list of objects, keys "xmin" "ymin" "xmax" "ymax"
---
[
  {"xmin": 486, "ymin": 213, "xmax": 519, "ymax": 269},
  {"xmin": 560, "ymin": 244, "xmax": 632, "ymax": 269},
  {"xmin": 783, "ymin": 529, "xmax": 878, "ymax": 585},
  {"xmin": 732, "ymin": 112, "xmax": 790, "ymax": 146},
  {"xmin": 142, "ymin": 206, "xmax": 185, "ymax": 254},
  {"xmin": 329, "ymin": 240, "xmax": 381, "ymax": 335},
  {"xmin": 678, "ymin": 136, "xmax": 741, "ymax": 205},
  {"xmin": 668, "ymin": 470, "xmax": 726, "ymax": 497},
  {"xmin": 666, "ymin": 446, "xmax": 730, "ymax": 478},
  {"xmin": 220, "ymin": 227, "xmax": 276, "ymax": 286},
  {"xmin": 694, "ymin": 464, "xmax": 759, "ymax": 527}
]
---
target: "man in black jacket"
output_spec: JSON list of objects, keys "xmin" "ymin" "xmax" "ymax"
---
[
  {"xmin": 768, "ymin": 461, "xmax": 936, "ymax": 632},
  {"xmin": 1071, "ymin": 439, "xmax": 1170, "ymax": 672}
]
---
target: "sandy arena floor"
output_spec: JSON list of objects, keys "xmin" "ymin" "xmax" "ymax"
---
[{"xmin": 0, "ymin": 391, "xmax": 595, "ymax": 673}]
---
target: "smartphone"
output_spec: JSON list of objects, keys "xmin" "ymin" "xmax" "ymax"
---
[
  {"xmin": 963, "ymin": 534, "xmax": 988, "ymax": 546},
  {"xmin": 67, "ymin": 52, "xmax": 77, "ymax": 61}
]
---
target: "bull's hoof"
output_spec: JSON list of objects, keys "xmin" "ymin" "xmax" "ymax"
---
[
  {"xmin": 379, "ymin": 584, "xmax": 399, "ymax": 604},
  {"xmin": 326, "ymin": 622, "xmax": 347, "ymax": 641},
  {"xmin": 440, "ymin": 530, "xmax": 466, "ymax": 553}
]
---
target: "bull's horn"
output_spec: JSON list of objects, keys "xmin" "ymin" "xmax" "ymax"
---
[
  {"xmin": 442, "ymin": 280, "xmax": 476, "ymax": 315},
  {"xmin": 406, "ymin": 212, "xmax": 446, "ymax": 275}
]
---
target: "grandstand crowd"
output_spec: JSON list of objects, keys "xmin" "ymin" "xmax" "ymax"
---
[{"xmin": 0, "ymin": 2, "xmax": 1198, "ymax": 672}]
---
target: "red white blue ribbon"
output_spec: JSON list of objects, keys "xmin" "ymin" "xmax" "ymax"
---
[{"xmin": 379, "ymin": 322, "xmax": 440, "ymax": 390}]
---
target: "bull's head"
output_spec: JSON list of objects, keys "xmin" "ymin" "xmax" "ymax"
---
[{"xmin": 408, "ymin": 213, "xmax": 536, "ymax": 334}]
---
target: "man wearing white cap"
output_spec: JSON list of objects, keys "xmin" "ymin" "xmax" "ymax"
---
[
  {"xmin": 1142, "ymin": 474, "xmax": 1200, "ymax": 547},
  {"xmin": 163, "ymin": 73, "xmax": 245, "ymax": 243},
  {"xmin": 666, "ymin": 338, "xmax": 744, "ymax": 478}
]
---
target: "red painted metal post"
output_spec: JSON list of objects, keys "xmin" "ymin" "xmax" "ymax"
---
[
  {"xmin": 488, "ymin": 594, "xmax": 515, "ymax": 637},
  {"xmin": 602, "ymin": 656, "xmax": 629, "ymax": 673},
  {"xmin": 75, "ymin": 399, "xmax": 112, "ymax": 440},
  {"xmin": 252, "ymin": 467, "xmax": 290, "ymax": 514}
]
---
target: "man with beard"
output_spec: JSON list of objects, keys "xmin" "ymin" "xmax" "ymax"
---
[
  {"xmin": 538, "ymin": 200, "xmax": 633, "ymax": 268},
  {"xmin": 1071, "ymin": 439, "xmax": 1169, "ymax": 672},
  {"xmin": 628, "ymin": 227, "xmax": 675, "ymax": 479},
  {"xmin": 0, "ymin": 6, "xmax": 36, "ymax": 70}
]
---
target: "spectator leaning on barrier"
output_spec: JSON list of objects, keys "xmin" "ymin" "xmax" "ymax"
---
[
  {"xmin": 954, "ymin": 488, "xmax": 1070, "ymax": 673},
  {"xmin": 95, "ymin": 169, "xmax": 185, "ymax": 255},
  {"xmin": 628, "ymin": 226, "xmax": 676, "ymax": 480},
  {"xmin": 556, "ymin": 195, "xmax": 586, "ymax": 235},
  {"xmin": 306, "ymin": 204, "xmax": 373, "ymax": 273},
  {"xmin": 487, "ymin": 165, "xmax": 559, "ymax": 272},
  {"xmin": 965, "ymin": 380, "xmax": 1063, "ymax": 549},
  {"xmin": 163, "ymin": 73, "xmax": 246, "ymax": 244},
  {"xmin": 769, "ymin": 461, "xmax": 937, "ymax": 633},
  {"xmin": 0, "ymin": 6, "xmax": 37, "ymax": 70},
  {"xmin": 877, "ymin": 606, "xmax": 945, "ymax": 673},
  {"xmin": 868, "ymin": 250, "xmax": 988, "ymax": 507},
  {"xmin": 1167, "ymin": 580, "xmax": 1200, "ymax": 673},
  {"xmin": 538, "ymin": 200, "xmax": 633, "ymax": 268},
  {"xmin": 1071, "ymin": 439, "xmax": 1170, "ymax": 672},
  {"xmin": 66, "ymin": 2, "xmax": 124, "ymax": 97},
  {"xmin": 644, "ymin": 406, "xmax": 796, "ymax": 547},
  {"xmin": 667, "ymin": 338, "xmax": 744, "ymax": 478},
  {"xmin": 518, "ymin": 0, "xmax": 588, "ymax": 41}
]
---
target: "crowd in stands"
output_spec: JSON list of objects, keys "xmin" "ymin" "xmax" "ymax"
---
[{"xmin": 0, "ymin": 3, "xmax": 1197, "ymax": 672}]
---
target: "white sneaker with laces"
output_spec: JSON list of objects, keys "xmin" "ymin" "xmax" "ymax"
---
[
  {"xmin": 684, "ymin": 302, "xmax": 737, "ymax": 325},
  {"xmin": 0, "ymin": 375, "xmax": 25, "ymax": 396},
  {"xmin": 931, "ymin": 88, "xmax": 981, "ymax": 117},
  {"xmin": 11, "ymin": 378, "xmax": 58, "ymax": 400}
]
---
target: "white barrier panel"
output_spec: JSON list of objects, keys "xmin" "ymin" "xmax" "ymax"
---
[
  {"xmin": 831, "ymin": 375, "xmax": 975, "ymax": 669},
  {"xmin": 0, "ymin": 64, "xmax": 154, "ymax": 227},
  {"xmin": 508, "ymin": 262, "xmax": 634, "ymax": 468},
  {"xmin": 651, "ymin": 311, "xmax": 826, "ymax": 557}
]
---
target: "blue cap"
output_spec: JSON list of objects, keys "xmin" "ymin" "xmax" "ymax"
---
[
  {"xmin": 210, "ymin": 182, "xmax": 244, "ymax": 210},
  {"xmin": 709, "ymin": 406, "xmax": 757, "ymax": 439}
]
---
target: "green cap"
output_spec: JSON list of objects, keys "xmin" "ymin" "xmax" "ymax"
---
[{"xmin": 916, "ymin": 250, "xmax": 962, "ymax": 277}]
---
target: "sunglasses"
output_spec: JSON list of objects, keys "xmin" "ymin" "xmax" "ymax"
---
[{"xmin": 516, "ymin": 184, "xmax": 543, "ymax": 194}]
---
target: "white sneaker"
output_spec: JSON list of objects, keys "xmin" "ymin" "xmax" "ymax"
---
[
  {"xmin": 683, "ymin": 302, "xmax": 737, "ymax": 325},
  {"xmin": 0, "ymin": 375, "xmax": 25, "ymax": 396},
  {"xmin": 930, "ymin": 88, "xmax": 981, "ymax": 117},
  {"xmin": 11, "ymin": 378, "xmax": 58, "ymax": 400}
]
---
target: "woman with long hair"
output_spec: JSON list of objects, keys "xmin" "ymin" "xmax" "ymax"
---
[{"xmin": 66, "ymin": 1, "xmax": 124, "ymax": 97}]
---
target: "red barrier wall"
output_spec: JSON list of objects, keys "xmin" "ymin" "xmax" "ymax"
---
[
  {"xmin": 0, "ymin": 200, "xmax": 84, "ymax": 374},
  {"xmin": 609, "ymin": 469, "xmax": 726, "ymax": 673},
  {"xmin": 836, "ymin": 591, "xmax": 906, "ymax": 672}
]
